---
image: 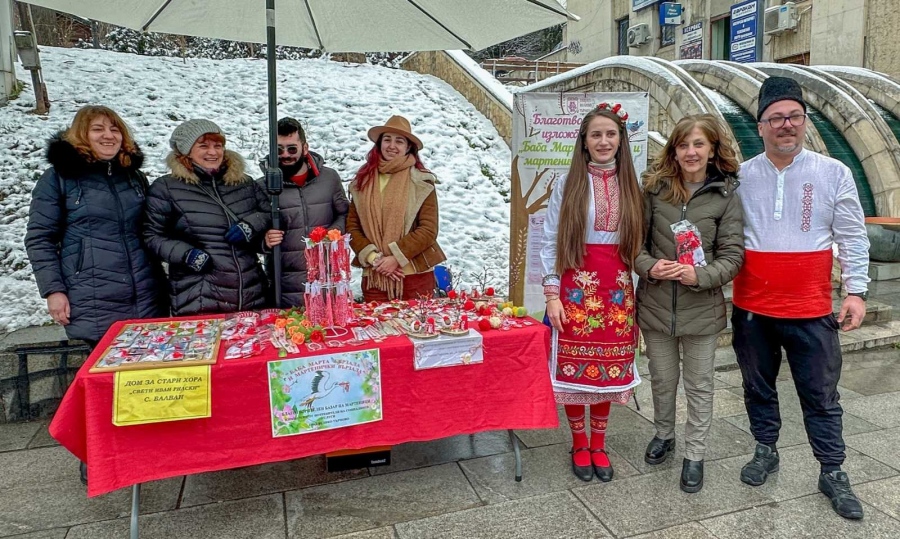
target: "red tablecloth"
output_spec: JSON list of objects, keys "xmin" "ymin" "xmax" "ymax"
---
[{"xmin": 49, "ymin": 316, "xmax": 558, "ymax": 497}]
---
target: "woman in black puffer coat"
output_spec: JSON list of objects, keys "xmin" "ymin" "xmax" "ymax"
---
[
  {"xmin": 144, "ymin": 119, "xmax": 270, "ymax": 315},
  {"xmin": 25, "ymin": 105, "xmax": 166, "ymax": 347}
]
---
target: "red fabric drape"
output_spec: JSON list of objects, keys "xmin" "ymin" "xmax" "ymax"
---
[{"xmin": 49, "ymin": 315, "xmax": 558, "ymax": 497}]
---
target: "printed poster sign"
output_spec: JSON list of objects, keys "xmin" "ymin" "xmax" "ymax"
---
[
  {"xmin": 267, "ymin": 349, "xmax": 382, "ymax": 437},
  {"xmin": 510, "ymin": 92, "xmax": 649, "ymax": 317},
  {"xmin": 113, "ymin": 365, "xmax": 211, "ymax": 426},
  {"xmin": 526, "ymin": 213, "xmax": 546, "ymax": 285},
  {"xmin": 680, "ymin": 22, "xmax": 703, "ymax": 60},
  {"xmin": 730, "ymin": 0, "xmax": 761, "ymax": 63}
]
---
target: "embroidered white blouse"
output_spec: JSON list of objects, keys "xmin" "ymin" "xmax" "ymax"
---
[
  {"xmin": 738, "ymin": 148, "xmax": 870, "ymax": 293},
  {"xmin": 541, "ymin": 162, "xmax": 620, "ymax": 287}
]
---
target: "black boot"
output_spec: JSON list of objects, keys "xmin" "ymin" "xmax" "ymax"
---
[
  {"xmin": 740, "ymin": 444, "xmax": 779, "ymax": 486},
  {"xmin": 569, "ymin": 447, "xmax": 593, "ymax": 482},
  {"xmin": 819, "ymin": 471, "xmax": 864, "ymax": 520},
  {"xmin": 680, "ymin": 459, "xmax": 703, "ymax": 493},
  {"xmin": 79, "ymin": 461, "xmax": 88, "ymax": 486},
  {"xmin": 591, "ymin": 449, "xmax": 614, "ymax": 482},
  {"xmin": 644, "ymin": 436, "xmax": 675, "ymax": 465}
]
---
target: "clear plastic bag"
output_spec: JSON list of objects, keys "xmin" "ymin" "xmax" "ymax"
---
[{"xmin": 670, "ymin": 219, "xmax": 707, "ymax": 267}]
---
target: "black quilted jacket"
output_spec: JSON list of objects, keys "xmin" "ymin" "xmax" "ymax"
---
[
  {"xmin": 144, "ymin": 150, "xmax": 271, "ymax": 315},
  {"xmin": 25, "ymin": 135, "xmax": 166, "ymax": 342}
]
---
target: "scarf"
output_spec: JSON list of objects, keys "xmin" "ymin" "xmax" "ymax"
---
[{"xmin": 357, "ymin": 154, "xmax": 415, "ymax": 299}]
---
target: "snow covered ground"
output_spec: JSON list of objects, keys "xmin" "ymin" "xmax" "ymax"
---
[{"xmin": 0, "ymin": 47, "xmax": 512, "ymax": 334}]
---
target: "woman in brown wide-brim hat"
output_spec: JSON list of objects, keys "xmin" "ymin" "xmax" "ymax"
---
[{"xmin": 346, "ymin": 115, "xmax": 446, "ymax": 301}]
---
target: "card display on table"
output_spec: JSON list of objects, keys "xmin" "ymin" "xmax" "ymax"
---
[
  {"xmin": 412, "ymin": 329, "xmax": 484, "ymax": 370},
  {"xmin": 267, "ymin": 349, "xmax": 382, "ymax": 437},
  {"xmin": 90, "ymin": 319, "xmax": 222, "ymax": 373}
]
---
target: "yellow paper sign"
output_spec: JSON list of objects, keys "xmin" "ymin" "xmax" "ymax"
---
[{"xmin": 113, "ymin": 365, "xmax": 211, "ymax": 426}]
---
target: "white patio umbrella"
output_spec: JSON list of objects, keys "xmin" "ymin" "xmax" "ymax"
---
[{"xmin": 24, "ymin": 0, "xmax": 575, "ymax": 307}]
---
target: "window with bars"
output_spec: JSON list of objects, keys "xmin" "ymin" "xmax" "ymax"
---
[{"xmin": 617, "ymin": 17, "xmax": 629, "ymax": 55}]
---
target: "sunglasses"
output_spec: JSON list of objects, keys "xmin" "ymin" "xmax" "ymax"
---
[{"xmin": 277, "ymin": 145, "xmax": 301, "ymax": 155}]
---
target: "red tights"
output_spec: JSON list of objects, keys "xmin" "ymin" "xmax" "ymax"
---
[{"xmin": 565, "ymin": 402, "xmax": 611, "ymax": 467}]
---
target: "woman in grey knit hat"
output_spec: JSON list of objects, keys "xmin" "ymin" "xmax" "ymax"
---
[{"xmin": 143, "ymin": 119, "xmax": 271, "ymax": 315}]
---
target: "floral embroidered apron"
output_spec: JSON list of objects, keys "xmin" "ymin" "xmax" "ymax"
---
[{"xmin": 551, "ymin": 244, "xmax": 639, "ymax": 400}]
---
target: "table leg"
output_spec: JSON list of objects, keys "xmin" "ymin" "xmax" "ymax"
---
[
  {"xmin": 130, "ymin": 483, "xmax": 141, "ymax": 539},
  {"xmin": 508, "ymin": 430, "xmax": 522, "ymax": 482}
]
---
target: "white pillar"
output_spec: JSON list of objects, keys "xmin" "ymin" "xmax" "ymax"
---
[{"xmin": 0, "ymin": 0, "xmax": 16, "ymax": 105}]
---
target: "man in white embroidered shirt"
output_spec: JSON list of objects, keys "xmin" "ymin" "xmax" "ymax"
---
[{"xmin": 732, "ymin": 76, "xmax": 870, "ymax": 520}]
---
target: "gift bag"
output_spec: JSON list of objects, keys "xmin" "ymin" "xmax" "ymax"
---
[{"xmin": 670, "ymin": 220, "xmax": 707, "ymax": 267}]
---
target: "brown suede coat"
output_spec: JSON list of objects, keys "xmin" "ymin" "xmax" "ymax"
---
[{"xmin": 347, "ymin": 168, "xmax": 446, "ymax": 274}]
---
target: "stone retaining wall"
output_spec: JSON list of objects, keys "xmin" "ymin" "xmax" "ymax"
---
[{"xmin": 402, "ymin": 51, "xmax": 512, "ymax": 146}]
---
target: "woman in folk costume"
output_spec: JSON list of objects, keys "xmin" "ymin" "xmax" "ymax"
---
[
  {"xmin": 542, "ymin": 103, "xmax": 644, "ymax": 482},
  {"xmin": 347, "ymin": 115, "xmax": 447, "ymax": 301}
]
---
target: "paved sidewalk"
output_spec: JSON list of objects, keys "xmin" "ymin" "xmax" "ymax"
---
[{"xmin": 2, "ymin": 347, "xmax": 900, "ymax": 539}]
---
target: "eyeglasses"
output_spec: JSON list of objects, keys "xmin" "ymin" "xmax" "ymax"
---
[
  {"xmin": 761, "ymin": 114, "xmax": 807, "ymax": 129},
  {"xmin": 277, "ymin": 145, "xmax": 300, "ymax": 155}
]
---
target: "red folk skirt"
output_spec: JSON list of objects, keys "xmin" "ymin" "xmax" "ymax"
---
[{"xmin": 551, "ymin": 244, "xmax": 640, "ymax": 405}]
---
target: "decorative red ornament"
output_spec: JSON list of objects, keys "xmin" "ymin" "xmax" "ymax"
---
[
  {"xmin": 622, "ymin": 112, "xmax": 629, "ymax": 121},
  {"xmin": 309, "ymin": 226, "xmax": 327, "ymax": 243},
  {"xmin": 447, "ymin": 290, "xmax": 457, "ymax": 300},
  {"xmin": 463, "ymin": 299, "xmax": 475, "ymax": 311},
  {"xmin": 309, "ymin": 330, "xmax": 325, "ymax": 344},
  {"xmin": 472, "ymin": 289, "xmax": 481, "ymax": 298},
  {"xmin": 612, "ymin": 103, "xmax": 621, "ymax": 113},
  {"xmin": 407, "ymin": 299, "xmax": 418, "ymax": 308},
  {"xmin": 478, "ymin": 319, "xmax": 492, "ymax": 331},
  {"xmin": 485, "ymin": 287, "xmax": 495, "ymax": 297}
]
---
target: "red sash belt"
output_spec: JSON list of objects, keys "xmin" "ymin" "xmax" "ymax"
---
[{"xmin": 733, "ymin": 250, "xmax": 833, "ymax": 319}]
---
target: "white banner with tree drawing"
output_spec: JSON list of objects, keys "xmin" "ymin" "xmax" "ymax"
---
[{"xmin": 508, "ymin": 92, "xmax": 650, "ymax": 318}]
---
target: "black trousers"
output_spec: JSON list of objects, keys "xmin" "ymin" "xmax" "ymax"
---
[{"xmin": 731, "ymin": 306, "xmax": 845, "ymax": 466}]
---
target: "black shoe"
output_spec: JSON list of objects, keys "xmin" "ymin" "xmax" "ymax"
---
[
  {"xmin": 680, "ymin": 458, "xmax": 703, "ymax": 493},
  {"xmin": 569, "ymin": 447, "xmax": 593, "ymax": 482},
  {"xmin": 644, "ymin": 436, "xmax": 675, "ymax": 465},
  {"xmin": 819, "ymin": 471, "xmax": 864, "ymax": 520},
  {"xmin": 740, "ymin": 444, "xmax": 779, "ymax": 486},
  {"xmin": 592, "ymin": 449, "xmax": 614, "ymax": 482},
  {"xmin": 79, "ymin": 461, "xmax": 88, "ymax": 486}
]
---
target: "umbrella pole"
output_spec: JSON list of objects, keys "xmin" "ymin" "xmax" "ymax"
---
[{"xmin": 265, "ymin": 0, "xmax": 284, "ymax": 308}]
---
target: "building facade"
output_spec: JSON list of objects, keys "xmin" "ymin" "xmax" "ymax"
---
[{"xmin": 563, "ymin": 0, "xmax": 900, "ymax": 78}]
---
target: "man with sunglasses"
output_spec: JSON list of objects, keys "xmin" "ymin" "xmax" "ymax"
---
[
  {"xmin": 731, "ymin": 77, "xmax": 870, "ymax": 520},
  {"xmin": 261, "ymin": 117, "xmax": 349, "ymax": 307}
]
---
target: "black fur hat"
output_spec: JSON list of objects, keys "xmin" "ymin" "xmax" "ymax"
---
[{"xmin": 757, "ymin": 76, "xmax": 806, "ymax": 121}]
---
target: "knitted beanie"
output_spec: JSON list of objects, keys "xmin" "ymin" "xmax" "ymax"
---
[
  {"xmin": 169, "ymin": 119, "xmax": 222, "ymax": 155},
  {"xmin": 757, "ymin": 76, "xmax": 806, "ymax": 121}
]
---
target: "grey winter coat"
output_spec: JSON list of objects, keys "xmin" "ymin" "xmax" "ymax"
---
[
  {"xmin": 257, "ymin": 152, "xmax": 349, "ymax": 307},
  {"xmin": 144, "ymin": 151, "xmax": 271, "ymax": 316},
  {"xmin": 25, "ymin": 135, "xmax": 166, "ymax": 342},
  {"xmin": 635, "ymin": 171, "xmax": 745, "ymax": 336}
]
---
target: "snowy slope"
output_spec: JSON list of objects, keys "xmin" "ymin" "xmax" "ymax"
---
[{"xmin": 0, "ymin": 47, "xmax": 511, "ymax": 334}]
